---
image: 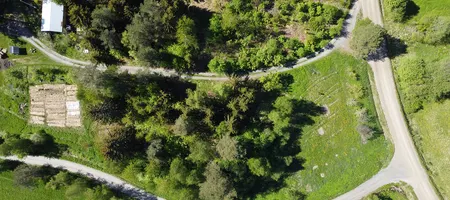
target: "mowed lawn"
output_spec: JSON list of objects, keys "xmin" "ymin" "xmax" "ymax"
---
[
  {"xmin": 0, "ymin": 171, "xmax": 66, "ymax": 200},
  {"xmin": 411, "ymin": 100, "xmax": 450, "ymax": 197},
  {"xmin": 260, "ymin": 52, "xmax": 392, "ymax": 199},
  {"xmin": 410, "ymin": 0, "xmax": 450, "ymax": 19}
]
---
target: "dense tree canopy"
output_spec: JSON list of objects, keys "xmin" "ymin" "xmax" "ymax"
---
[
  {"xmin": 384, "ymin": 0, "xmax": 410, "ymax": 22},
  {"xmin": 350, "ymin": 19, "xmax": 386, "ymax": 59},
  {"xmin": 57, "ymin": 0, "xmax": 347, "ymax": 73},
  {"xmin": 78, "ymin": 71, "xmax": 323, "ymax": 199}
]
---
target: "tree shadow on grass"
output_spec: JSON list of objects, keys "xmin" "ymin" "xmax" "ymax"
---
[
  {"xmin": 85, "ymin": 72, "xmax": 196, "ymax": 123},
  {"xmin": 0, "ymin": 160, "xmax": 22, "ymax": 172},
  {"xmin": 405, "ymin": 1, "xmax": 420, "ymax": 20},
  {"xmin": 386, "ymin": 34, "xmax": 408, "ymax": 59},
  {"xmin": 30, "ymin": 131, "xmax": 68, "ymax": 158},
  {"xmin": 238, "ymin": 99, "xmax": 325, "ymax": 199}
]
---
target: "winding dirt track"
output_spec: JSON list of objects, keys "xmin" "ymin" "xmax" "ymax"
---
[
  {"xmin": 20, "ymin": 1, "xmax": 360, "ymax": 81},
  {"xmin": 0, "ymin": 156, "xmax": 163, "ymax": 200},
  {"xmin": 9, "ymin": 0, "xmax": 439, "ymax": 199}
]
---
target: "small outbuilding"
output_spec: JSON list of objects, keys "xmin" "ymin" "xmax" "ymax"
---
[
  {"xmin": 41, "ymin": 0, "xmax": 64, "ymax": 32},
  {"xmin": 10, "ymin": 46, "xmax": 19, "ymax": 55}
]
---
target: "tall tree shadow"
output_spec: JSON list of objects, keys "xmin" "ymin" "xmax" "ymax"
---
[
  {"xmin": 237, "ymin": 98, "xmax": 325, "ymax": 199},
  {"xmin": 405, "ymin": 1, "xmax": 420, "ymax": 20},
  {"xmin": 386, "ymin": 34, "xmax": 408, "ymax": 58}
]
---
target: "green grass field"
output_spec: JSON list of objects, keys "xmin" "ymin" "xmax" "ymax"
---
[
  {"xmin": 410, "ymin": 0, "xmax": 450, "ymax": 19},
  {"xmin": 0, "ymin": 171, "xmax": 66, "ymax": 200},
  {"xmin": 363, "ymin": 182, "xmax": 417, "ymax": 200},
  {"xmin": 255, "ymin": 51, "xmax": 392, "ymax": 199},
  {"xmin": 0, "ymin": 64, "xmax": 106, "ymax": 172},
  {"xmin": 411, "ymin": 100, "xmax": 450, "ymax": 198},
  {"xmin": 383, "ymin": 0, "xmax": 450, "ymax": 198}
]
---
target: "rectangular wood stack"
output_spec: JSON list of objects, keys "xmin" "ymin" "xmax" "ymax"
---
[{"xmin": 29, "ymin": 84, "xmax": 82, "ymax": 127}]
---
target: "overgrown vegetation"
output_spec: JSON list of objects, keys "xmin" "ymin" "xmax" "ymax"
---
[
  {"xmin": 0, "ymin": 160, "xmax": 132, "ymax": 200},
  {"xmin": 37, "ymin": 0, "xmax": 349, "ymax": 73},
  {"xmin": 383, "ymin": 0, "xmax": 450, "ymax": 198},
  {"xmin": 363, "ymin": 182, "xmax": 417, "ymax": 200}
]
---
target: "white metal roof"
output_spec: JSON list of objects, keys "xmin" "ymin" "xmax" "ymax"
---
[{"xmin": 41, "ymin": 0, "xmax": 64, "ymax": 32}]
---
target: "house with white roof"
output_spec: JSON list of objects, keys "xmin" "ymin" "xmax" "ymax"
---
[{"xmin": 41, "ymin": 0, "xmax": 64, "ymax": 32}]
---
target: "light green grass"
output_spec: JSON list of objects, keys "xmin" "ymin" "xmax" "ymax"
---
[
  {"xmin": 363, "ymin": 182, "xmax": 417, "ymax": 200},
  {"xmin": 288, "ymin": 52, "xmax": 391, "ymax": 199},
  {"xmin": 254, "ymin": 51, "xmax": 392, "ymax": 199},
  {"xmin": 0, "ymin": 171, "xmax": 66, "ymax": 200},
  {"xmin": 0, "ymin": 66, "xmax": 106, "ymax": 171},
  {"xmin": 411, "ymin": 100, "xmax": 450, "ymax": 198},
  {"xmin": 0, "ymin": 33, "xmax": 63, "ymax": 67},
  {"xmin": 384, "ymin": 0, "xmax": 450, "ymax": 198},
  {"xmin": 410, "ymin": 0, "xmax": 450, "ymax": 19}
]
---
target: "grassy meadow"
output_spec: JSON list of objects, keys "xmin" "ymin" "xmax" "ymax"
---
[
  {"xmin": 252, "ymin": 52, "xmax": 392, "ymax": 199},
  {"xmin": 383, "ymin": 0, "xmax": 450, "ymax": 198},
  {"xmin": 411, "ymin": 101, "xmax": 450, "ymax": 197}
]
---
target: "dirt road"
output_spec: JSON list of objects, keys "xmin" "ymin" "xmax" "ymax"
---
[
  {"xmin": 335, "ymin": 0, "xmax": 439, "ymax": 199},
  {"xmin": 0, "ymin": 156, "xmax": 163, "ymax": 200},
  {"xmin": 19, "ymin": 1, "xmax": 360, "ymax": 81}
]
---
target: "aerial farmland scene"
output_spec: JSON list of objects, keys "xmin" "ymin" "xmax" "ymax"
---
[{"xmin": 0, "ymin": 0, "xmax": 449, "ymax": 199}]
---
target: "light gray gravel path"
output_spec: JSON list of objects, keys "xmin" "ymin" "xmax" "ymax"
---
[
  {"xmin": 335, "ymin": 0, "xmax": 439, "ymax": 199},
  {"xmin": 0, "ymin": 155, "xmax": 164, "ymax": 200},
  {"xmin": 20, "ymin": 1, "xmax": 361, "ymax": 81}
]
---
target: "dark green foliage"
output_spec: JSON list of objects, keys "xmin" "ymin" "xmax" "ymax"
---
[
  {"xmin": 384, "ymin": 0, "xmax": 410, "ymax": 22},
  {"xmin": 97, "ymin": 124, "xmax": 144, "ymax": 161},
  {"xmin": 58, "ymin": 0, "xmax": 346, "ymax": 73},
  {"xmin": 13, "ymin": 164, "xmax": 47, "ymax": 188},
  {"xmin": 85, "ymin": 185, "xmax": 116, "ymax": 200},
  {"xmin": 125, "ymin": 0, "xmax": 181, "ymax": 66},
  {"xmin": 0, "ymin": 131, "xmax": 65, "ymax": 158},
  {"xmin": 396, "ymin": 56, "xmax": 450, "ymax": 114},
  {"xmin": 396, "ymin": 56, "xmax": 429, "ymax": 113},
  {"xmin": 350, "ymin": 19, "xmax": 386, "ymax": 59},
  {"xmin": 0, "ymin": 135, "xmax": 33, "ymax": 158},
  {"xmin": 46, "ymin": 171, "xmax": 74, "ymax": 190},
  {"xmin": 79, "ymin": 70, "xmax": 322, "ymax": 198}
]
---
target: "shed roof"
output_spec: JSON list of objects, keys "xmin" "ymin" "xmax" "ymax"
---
[
  {"xmin": 10, "ymin": 46, "xmax": 19, "ymax": 54},
  {"xmin": 41, "ymin": 0, "xmax": 64, "ymax": 32}
]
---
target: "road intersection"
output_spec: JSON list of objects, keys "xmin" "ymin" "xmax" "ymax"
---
[{"xmin": 3, "ymin": 0, "xmax": 440, "ymax": 199}]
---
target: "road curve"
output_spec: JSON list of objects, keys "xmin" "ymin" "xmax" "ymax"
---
[
  {"xmin": 20, "ymin": 1, "xmax": 360, "ymax": 81},
  {"xmin": 335, "ymin": 0, "xmax": 439, "ymax": 199},
  {"xmin": 14, "ymin": 0, "xmax": 439, "ymax": 199},
  {"xmin": 1, "ymin": 156, "xmax": 164, "ymax": 200}
]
